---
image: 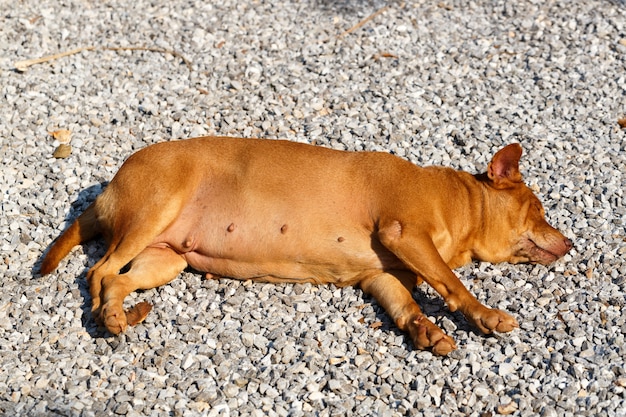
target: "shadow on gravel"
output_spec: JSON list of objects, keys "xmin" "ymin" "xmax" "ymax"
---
[
  {"xmin": 33, "ymin": 182, "xmax": 109, "ymax": 337},
  {"xmin": 363, "ymin": 285, "xmax": 479, "ymax": 351},
  {"xmin": 74, "ymin": 266, "xmax": 106, "ymax": 338}
]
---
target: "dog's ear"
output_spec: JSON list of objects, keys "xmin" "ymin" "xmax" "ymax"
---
[{"xmin": 487, "ymin": 143, "xmax": 523, "ymax": 187}]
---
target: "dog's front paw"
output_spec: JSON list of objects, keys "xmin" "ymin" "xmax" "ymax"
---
[
  {"xmin": 470, "ymin": 308, "xmax": 519, "ymax": 334},
  {"xmin": 408, "ymin": 315, "xmax": 457, "ymax": 355},
  {"xmin": 98, "ymin": 301, "xmax": 152, "ymax": 334},
  {"xmin": 101, "ymin": 302, "xmax": 128, "ymax": 334}
]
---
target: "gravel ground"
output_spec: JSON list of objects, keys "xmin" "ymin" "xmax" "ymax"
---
[{"xmin": 1, "ymin": 0, "xmax": 626, "ymax": 416}]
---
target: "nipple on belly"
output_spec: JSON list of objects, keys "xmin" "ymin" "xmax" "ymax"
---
[{"xmin": 182, "ymin": 237, "xmax": 195, "ymax": 252}]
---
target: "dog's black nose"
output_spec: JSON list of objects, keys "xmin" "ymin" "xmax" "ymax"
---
[{"xmin": 564, "ymin": 238, "xmax": 573, "ymax": 252}]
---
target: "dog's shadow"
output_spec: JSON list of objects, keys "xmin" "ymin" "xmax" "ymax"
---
[
  {"xmin": 33, "ymin": 183, "xmax": 109, "ymax": 337},
  {"xmin": 363, "ymin": 286, "xmax": 475, "ymax": 347}
]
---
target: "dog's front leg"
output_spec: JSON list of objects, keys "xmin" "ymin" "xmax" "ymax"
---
[
  {"xmin": 359, "ymin": 270, "xmax": 457, "ymax": 355},
  {"xmin": 378, "ymin": 221, "xmax": 519, "ymax": 335}
]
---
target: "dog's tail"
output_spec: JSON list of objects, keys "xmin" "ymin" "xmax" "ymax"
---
[{"xmin": 40, "ymin": 202, "xmax": 100, "ymax": 275}]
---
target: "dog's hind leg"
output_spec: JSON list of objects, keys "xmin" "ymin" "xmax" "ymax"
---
[
  {"xmin": 87, "ymin": 233, "xmax": 162, "ymax": 318},
  {"xmin": 96, "ymin": 246, "xmax": 188, "ymax": 334},
  {"xmin": 87, "ymin": 193, "xmax": 186, "ymax": 319},
  {"xmin": 359, "ymin": 270, "xmax": 457, "ymax": 355}
]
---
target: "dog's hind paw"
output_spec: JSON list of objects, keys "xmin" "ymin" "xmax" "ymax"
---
[{"xmin": 126, "ymin": 302, "xmax": 153, "ymax": 326}]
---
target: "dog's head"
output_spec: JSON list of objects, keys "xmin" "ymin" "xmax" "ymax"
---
[{"xmin": 474, "ymin": 143, "xmax": 573, "ymax": 265}]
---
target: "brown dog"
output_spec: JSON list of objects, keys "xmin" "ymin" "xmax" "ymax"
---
[{"xmin": 40, "ymin": 137, "xmax": 571, "ymax": 355}]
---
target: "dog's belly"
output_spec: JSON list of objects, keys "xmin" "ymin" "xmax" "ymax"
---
[
  {"xmin": 152, "ymin": 207, "xmax": 404, "ymax": 285},
  {"xmin": 171, "ymin": 226, "xmax": 402, "ymax": 284},
  {"xmin": 180, "ymin": 251, "xmax": 374, "ymax": 285}
]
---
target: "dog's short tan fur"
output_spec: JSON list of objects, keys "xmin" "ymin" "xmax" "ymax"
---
[{"xmin": 40, "ymin": 137, "xmax": 572, "ymax": 354}]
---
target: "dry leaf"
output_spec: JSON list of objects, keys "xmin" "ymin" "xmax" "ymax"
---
[
  {"xmin": 374, "ymin": 52, "xmax": 398, "ymax": 60},
  {"xmin": 14, "ymin": 61, "xmax": 31, "ymax": 72},
  {"xmin": 53, "ymin": 144, "xmax": 72, "ymax": 159},
  {"xmin": 496, "ymin": 401, "xmax": 518, "ymax": 415},
  {"xmin": 370, "ymin": 321, "xmax": 383, "ymax": 329},
  {"xmin": 49, "ymin": 129, "xmax": 72, "ymax": 144},
  {"xmin": 615, "ymin": 378, "xmax": 626, "ymax": 387},
  {"xmin": 329, "ymin": 356, "xmax": 346, "ymax": 365},
  {"xmin": 318, "ymin": 108, "xmax": 330, "ymax": 116},
  {"xmin": 618, "ymin": 118, "xmax": 626, "ymax": 129}
]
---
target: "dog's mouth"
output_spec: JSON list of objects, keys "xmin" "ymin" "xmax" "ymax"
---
[
  {"xmin": 516, "ymin": 235, "xmax": 572, "ymax": 265},
  {"xmin": 528, "ymin": 239, "xmax": 560, "ymax": 264}
]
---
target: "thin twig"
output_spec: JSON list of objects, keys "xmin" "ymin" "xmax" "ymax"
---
[
  {"xmin": 103, "ymin": 46, "xmax": 193, "ymax": 72},
  {"xmin": 14, "ymin": 45, "xmax": 192, "ymax": 72},
  {"xmin": 339, "ymin": 5, "xmax": 390, "ymax": 37},
  {"xmin": 14, "ymin": 46, "xmax": 96, "ymax": 72}
]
